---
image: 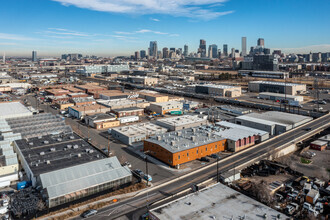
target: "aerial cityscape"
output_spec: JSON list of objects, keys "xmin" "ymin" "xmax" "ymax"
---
[{"xmin": 0, "ymin": 0, "xmax": 329, "ymax": 220}]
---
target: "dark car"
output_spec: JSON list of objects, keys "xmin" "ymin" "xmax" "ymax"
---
[
  {"xmin": 81, "ymin": 209, "xmax": 98, "ymax": 218},
  {"xmin": 304, "ymin": 127, "xmax": 312, "ymax": 131},
  {"xmin": 209, "ymin": 154, "xmax": 220, "ymax": 159},
  {"xmin": 200, "ymin": 157, "xmax": 210, "ymax": 162},
  {"xmin": 134, "ymin": 169, "xmax": 144, "ymax": 176}
]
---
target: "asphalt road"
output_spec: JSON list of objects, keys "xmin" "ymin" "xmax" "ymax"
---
[{"xmin": 79, "ymin": 114, "xmax": 330, "ymax": 220}]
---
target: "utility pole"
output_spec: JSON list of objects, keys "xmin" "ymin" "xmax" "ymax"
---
[{"xmin": 216, "ymin": 156, "xmax": 219, "ymax": 182}]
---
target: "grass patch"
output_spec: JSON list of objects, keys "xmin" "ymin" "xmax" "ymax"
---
[{"xmin": 300, "ymin": 157, "xmax": 312, "ymax": 164}]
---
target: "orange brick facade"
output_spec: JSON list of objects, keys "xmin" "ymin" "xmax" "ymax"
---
[{"xmin": 144, "ymin": 139, "xmax": 227, "ymax": 167}]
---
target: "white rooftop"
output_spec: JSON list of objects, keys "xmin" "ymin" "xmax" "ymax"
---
[
  {"xmin": 112, "ymin": 122, "xmax": 167, "ymax": 137},
  {"xmin": 0, "ymin": 102, "xmax": 33, "ymax": 119},
  {"xmin": 156, "ymin": 115, "xmax": 207, "ymax": 127},
  {"xmin": 150, "ymin": 183, "xmax": 286, "ymax": 220},
  {"xmin": 250, "ymin": 81, "xmax": 304, "ymax": 86},
  {"xmin": 216, "ymin": 121, "xmax": 269, "ymax": 136}
]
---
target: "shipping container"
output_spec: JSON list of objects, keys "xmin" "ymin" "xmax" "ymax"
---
[
  {"xmin": 170, "ymin": 111, "xmax": 183, "ymax": 115},
  {"xmin": 17, "ymin": 181, "xmax": 31, "ymax": 190}
]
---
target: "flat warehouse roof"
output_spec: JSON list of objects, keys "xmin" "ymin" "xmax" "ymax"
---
[
  {"xmin": 156, "ymin": 115, "xmax": 207, "ymax": 127},
  {"xmin": 150, "ymin": 183, "xmax": 286, "ymax": 220},
  {"xmin": 216, "ymin": 121, "xmax": 269, "ymax": 136},
  {"xmin": 146, "ymin": 127, "xmax": 225, "ymax": 154},
  {"xmin": 112, "ymin": 123, "xmax": 167, "ymax": 137},
  {"xmin": 0, "ymin": 102, "xmax": 33, "ymax": 119},
  {"xmin": 249, "ymin": 81, "xmax": 304, "ymax": 86},
  {"xmin": 15, "ymin": 133, "xmax": 106, "ymax": 176},
  {"xmin": 248, "ymin": 111, "xmax": 312, "ymax": 126}
]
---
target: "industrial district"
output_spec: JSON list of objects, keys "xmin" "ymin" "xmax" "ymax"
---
[{"xmin": 0, "ymin": 38, "xmax": 329, "ymax": 220}]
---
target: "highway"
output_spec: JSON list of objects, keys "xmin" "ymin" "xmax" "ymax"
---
[{"xmin": 78, "ymin": 114, "xmax": 330, "ymax": 220}]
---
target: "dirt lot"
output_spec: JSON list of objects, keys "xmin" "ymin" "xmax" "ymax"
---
[{"xmin": 276, "ymin": 149, "xmax": 330, "ymax": 181}]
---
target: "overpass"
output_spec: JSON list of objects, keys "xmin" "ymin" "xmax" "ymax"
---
[{"xmin": 70, "ymin": 113, "xmax": 330, "ymax": 220}]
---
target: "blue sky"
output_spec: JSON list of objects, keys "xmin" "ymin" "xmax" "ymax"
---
[{"xmin": 1, "ymin": 0, "xmax": 329, "ymax": 57}]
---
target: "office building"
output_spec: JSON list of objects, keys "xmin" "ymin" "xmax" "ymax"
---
[
  {"xmin": 127, "ymin": 76, "xmax": 158, "ymax": 85},
  {"xmin": 2, "ymin": 52, "xmax": 5, "ymax": 63},
  {"xmin": 140, "ymin": 50, "xmax": 146, "ymax": 59},
  {"xmin": 149, "ymin": 41, "xmax": 158, "ymax": 58},
  {"xmin": 134, "ymin": 51, "xmax": 140, "ymax": 60},
  {"xmin": 162, "ymin": 47, "xmax": 169, "ymax": 59},
  {"xmin": 139, "ymin": 92, "xmax": 168, "ymax": 103},
  {"xmin": 208, "ymin": 44, "xmax": 218, "ymax": 59},
  {"xmin": 76, "ymin": 65, "xmax": 130, "ymax": 76},
  {"xmin": 223, "ymin": 44, "xmax": 228, "ymax": 57},
  {"xmin": 257, "ymin": 38, "xmax": 265, "ymax": 47},
  {"xmin": 199, "ymin": 39, "xmax": 206, "ymax": 57},
  {"xmin": 248, "ymin": 81, "xmax": 306, "ymax": 95},
  {"xmin": 156, "ymin": 115, "xmax": 208, "ymax": 131},
  {"xmin": 68, "ymin": 104, "xmax": 109, "ymax": 118},
  {"xmin": 97, "ymin": 98, "xmax": 149, "ymax": 110},
  {"xmin": 242, "ymin": 37, "xmax": 247, "ymax": 56},
  {"xmin": 183, "ymin": 44, "xmax": 188, "ymax": 57},
  {"xmin": 111, "ymin": 107, "xmax": 144, "ymax": 118},
  {"xmin": 242, "ymin": 54, "xmax": 279, "ymax": 71},
  {"xmin": 111, "ymin": 122, "xmax": 167, "ymax": 145},
  {"xmin": 144, "ymin": 127, "xmax": 227, "ymax": 167},
  {"xmin": 149, "ymin": 183, "xmax": 286, "ymax": 219},
  {"xmin": 231, "ymin": 48, "xmax": 235, "ymax": 58},
  {"xmin": 32, "ymin": 51, "xmax": 37, "ymax": 62}
]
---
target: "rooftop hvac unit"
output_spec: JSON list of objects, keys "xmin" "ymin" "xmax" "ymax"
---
[
  {"xmin": 85, "ymin": 149, "xmax": 89, "ymax": 153},
  {"xmin": 73, "ymin": 145, "xmax": 79, "ymax": 149},
  {"xmin": 67, "ymin": 145, "xmax": 72, "ymax": 149},
  {"xmin": 171, "ymin": 141, "xmax": 176, "ymax": 146},
  {"xmin": 35, "ymin": 163, "xmax": 38, "ymax": 167},
  {"xmin": 157, "ymin": 136, "xmax": 162, "ymax": 141},
  {"xmin": 191, "ymin": 136, "xmax": 196, "ymax": 141},
  {"xmin": 89, "ymin": 150, "xmax": 94, "ymax": 154},
  {"xmin": 57, "ymin": 138, "xmax": 62, "ymax": 142},
  {"xmin": 29, "ymin": 142, "xmax": 33, "ymax": 146},
  {"xmin": 50, "ymin": 148, "xmax": 56, "ymax": 152},
  {"xmin": 70, "ymin": 136, "xmax": 75, "ymax": 140},
  {"xmin": 38, "ymin": 136, "xmax": 42, "ymax": 139},
  {"xmin": 77, "ymin": 153, "xmax": 81, "ymax": 157},
  {"xmin": 46, "ymin": 160, "xmax": 50, "ymax": 164},
  {"xmin": 40, "ymin": 152, "xmax": 45, "ymax": 155},
  {"xmin": 44, "ymin": 140, "xmax": 49, "ymax": 144}
]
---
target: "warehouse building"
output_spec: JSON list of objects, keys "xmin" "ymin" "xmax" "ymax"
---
[
  {"xmin": 76, "ymin": 64, "xmax": 129, "ymax": 76},
  {"xmin": 71, "ymin": 97, "xmax": 96, "ymax": 106},
  {"xmin": 259, "ymin": 92, "xmax": 304, "ymax": 103},
  {"xmin": 68, "ymin": 104, "xmax": 109, "ymax": 118},
  {"xmin": 127, "ymin": 76, "xmax": 158, "ymax": 85},
  {"xmin": 97, "ymin": 98, "xmax": 149, "ymax": 110},
  {"xmin": 117, "ymin": 116, "xmax": 139, "ymax": 124},
  {"xmin": 13, "ymin": 133, "xmax": 106, "ymax": 186},
  {"xmin": 202, "ymin": 125, "xmax": 261, "ymax": 152},
  {"xmin": 235, "ymin": 111, "xmax": 312, "ymax": 135},
  {"xmin": 74, "ymin": 84, "xmax": 108, "ymax": 94},
  {"xmin": 216, "ymin": 121, "xmax": 269, "ymax": 142},
  {"xmin": 139, "ymin": 92, "xmax": 168, "ymax": 103},
  {"xmin": 111, "ymin": 107, "xmax": 144, "ymax": 118},
  {"xmin": 85, "ymin": 113, "xmax": 119, "ymax": 130},
  {"xmin": 156, "ymin": 115, "xmax": 208, "ymax": 131},
  {"xmin": 111, "ymin": 123, "xmax": 167, "ymax": 145},
  {"xmin": 39, "ymin": 156, "xmax": 132, "ymax": 208},
  {"xmin": 149, "ymin": 101, "xmax": 183, "ymax": 115},
  {"xmin": 318, "ymin": 135, "xmax": 330, "ymax": 149},
  {"xmin": 248, "ymin": 81, "xmax": 306, "ymax": 95},
  {"xmin": 144, "ymin": 127, "xmax": 226, "ymax": 168},
  {"xmin": 99, "ymin": 90, "xmax": 130, "ymax": 100},
  {"xmin": 0, "ymin": 102, "xmax": 33, "ymax": 119},
  {"xmin": 149, "ymin": 183, "xmax": 286, "ymax": 220},
  {"xmin": 239, "ymin": 70, "xmax": 289, "ymax": 79},
  {"xmin": 194, "ymin": 84, "xmax": 242, "ymax": 97}
]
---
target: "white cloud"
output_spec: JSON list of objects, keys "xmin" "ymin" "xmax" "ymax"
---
[
  {"xmin": 0, "ymin": 42, "xmax": 17, "ymax": 45},
  {"xmin": 52, "ymin": 0, "xmax": 233, "ymax": 20},
  {"xmin": 0, "ymin": 33, "xmax": 35, "ymax": 41},
  {"xmin": 276, "ymin": 44, "xmax": 330, "ymax": 54},
  {"xmin": 115, "ymin": 29, "xmax": 176, "ymax": 36},
  {"xmin": 46, "ymin": 28, "xmax": 92, "ymax": 37},
  {"xmin": 150, "ymin": 18, "xmax": 160, "ymax": 22}
]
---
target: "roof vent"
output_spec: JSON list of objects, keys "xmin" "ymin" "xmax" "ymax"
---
[
  {"xmin": 70, "ymin": 136, "xmax": 75, "ymax": 140},
  {"xmin": 89, "ymin": 150, "xmax": 94, "ymax": 154},
  {"xmin": 40, "ymin": 152, "xmax": 45, "ymax": 155},
  {"xmin": 77, "ymin": 153, "xmax": 81, "ymax": 157},
  {"xmin": 46, "ymin": 160, "xmax": 50, "ymax": 164},
  {"xmin": 171, "ymin": 141, "xmax": 176, "ymax": 146},
  {"xmin": 57, "ymin": 138, "xmax": 62, "ymax": 142},
  {"xmin": 191, "ymin": 136, "xmax": 196, "ymax": 141},
  {"xmin": 38, "ymin": 136, "xmax": 42, "ymax": 139},
  {"xmin": 29, "ymin": 142, "xmax": 34, "ymax": 146},
  {"xmin": 35, "ymin": 163, "xmax": 38, "ymax": 167},
  {"xmin": 157, "ymin": 136, "xmax": 162, "ymax": 141},
  {"xmin": 44, "ymin": 140, "xmax": 49, "ymax": 144},
  {"xmin": 73, "ymin": 145, "xmax": 79, "ymax": 149},
  {"xmin": 67, "ymin": 145, "xmax": 72, "ymax": 149},
  {"xmin": 50, "ymin": 148, "xmax": 56, "ymax": 152}
]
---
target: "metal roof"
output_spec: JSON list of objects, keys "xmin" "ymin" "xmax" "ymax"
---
[
  {"xmin": 216, "ymin": 121, "xmax": 269, "ymax": 136},
  {"xmin": 39, "ymin": 157, "xmax": 132, "ymax": 199}
]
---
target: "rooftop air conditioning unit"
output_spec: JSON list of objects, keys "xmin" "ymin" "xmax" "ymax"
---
[
  {"xmin": 50, "ymin": 148, "xmax": 56, "ymax": 152},
  {"xmin": 44, "ymin": 140, "xmax": 49, "ymax": 144},
  {"xmin": 40, "ymin": 152, "xmax": 45, "ymax": 155},
  {"xmin": 73, "ymin": 145, "xmax": 79, "ymax": 149},
  {"xmin": 46, "ymin": 160, "xmax": 50, "ymax": 164},
  {"xmin": 77, "ymin": 153, "xmax": 81, "ymax": 157},
  {"xmin": 29, "ymin": 142, "xmax": 33, "ymax": 146}
]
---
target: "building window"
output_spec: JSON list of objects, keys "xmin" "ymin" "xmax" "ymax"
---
[
  {"xmin": 206, "ymin": 147, "xmax": 207, "ymax": 151},
  {"xmin": 197, "ymin": 149, "xmax": 198, "ymax": 153},
  {"xmin": 178, "ymin": 155, "xmax": 180, "ymax": 160},
  {"xmin": 187, "ymin": 153, "xmax": 189, "ymax": 157},
  {"xmin": 215, "ymin": 145, "xmax": 217, "ymax": 149}
]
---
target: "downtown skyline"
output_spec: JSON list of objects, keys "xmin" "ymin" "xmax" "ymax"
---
[{"xmin": 0, "ymin": 0, "xmax": 329, "ymax": 57}]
